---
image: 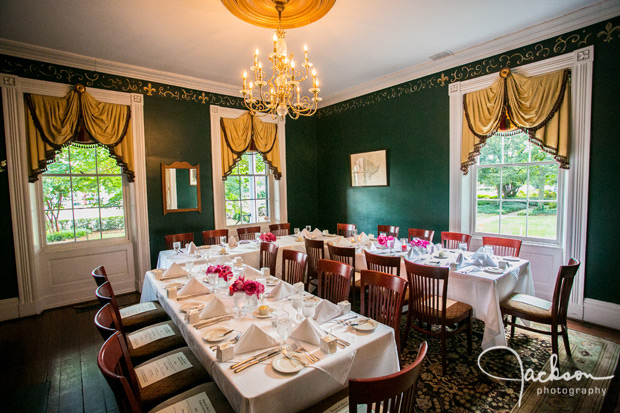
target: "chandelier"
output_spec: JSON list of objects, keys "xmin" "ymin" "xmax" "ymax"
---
[{"xmin": 227, "ymin": 0, "xmax": 333, "ymax": 119}]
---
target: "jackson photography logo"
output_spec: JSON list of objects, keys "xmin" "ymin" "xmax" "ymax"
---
[{"xmin": 477, "ymin": 346, "xmax": 614, "ymax": 406}]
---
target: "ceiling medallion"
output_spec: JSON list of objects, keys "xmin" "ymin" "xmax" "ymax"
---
[{"xmin": 221, "ymin": 0, "xmax": 335, "ymax": 29}]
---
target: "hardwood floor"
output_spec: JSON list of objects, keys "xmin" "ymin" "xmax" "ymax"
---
[{"xmin": 1, "ymin": 295, "xmax": 618, "ymax": 412}]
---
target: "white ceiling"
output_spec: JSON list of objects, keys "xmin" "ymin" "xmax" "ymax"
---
[{"xmin": 0, "ymin": 0, "xmax": 614, "ymax": 105}]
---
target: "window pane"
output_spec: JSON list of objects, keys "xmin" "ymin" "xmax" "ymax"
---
[
  {"xmin": 476, "ymin": 200, "xmax": 499, "ymax": 233},
  {"xmin": 503, "ymin": 133, "xmax": 529, "ymax": 164},
  {"xmin": 240, "ymin": 200, "xmax": 253, "ymax": 224},
  {"xmin": 257, "ymin": 200, "xmax": 268, "ymax": 221},
  {"xmin": 479, "ymin": 136, "xmax": 502, "ymax": 165},
  {"xmin": 527, "ymin": 202, "xmax": 557, "ymax": 239},
  {"xmin": 256, "ymin": 176, "xmax": 267, "ymax": 199},
  {"xmin": 500, "ymin": 166, "xmax": 527, "ymax": 199},
  {"xmin": 530, "ymin": 142, "xmax": 555, "ymax": 162},
  {"xmin": 72, "ymin": 176, "xmax": 100, "ymax": 208},
  {"xmin": 530, "ymin": 165, "xmax": 558, "ymax": 201},
  {"xmin": 43, "ymin": 176, "xmax": 73, "ymax": 209},
  {"xmin": 73, "ymin": 207, "xmax": 100, "ymax": 241},
  {"xmin": 226, "ymin": 201, "xmax": 241, "ymax": 226},
  {"xmin": 255, "ymin": 155, "xmax": 266, "ymax": 174},
  {"xmin": 99, "ymin": 177, "xmax": 123, "ymax": 207},
  {"xmin": 240, "ymin": 177, "xmax": 251, "ymax": 199},
  {"xmin": 500, "ymin": 201, "xmax": 527, "ymax": 237},
  {"xmin": 237, "ymin": 154, "xmax": 250, "ymax": 175},
  {"xmin": 45, "ymin": 150, "xmax": 70, "ymax": 174},
  {"xmin": 101, "ymin": 207, "xmax": 125, "ymax": 239},
  {"xmin": 96, "ymin": 146, "xmax": 121, "ymax": 174},
  {"xmin": 70, "ymin": 146, "xmax": 97, "ymax": 174},
  {"xmin": 477, "ymin": 167, "xmax": 499, "ymax": 199},
  {"xmin": 225, "ymin": 176, "xmax": 241, "ymax": 201}
]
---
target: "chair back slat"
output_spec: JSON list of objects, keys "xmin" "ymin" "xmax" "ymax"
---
[
  {"xmin": 318, "ymin": 259, "xmax": 352, "ymax": 304},
  {"xmin": 440, "ymin": 232, "xmax": 472, "ymax": 250},
  {"xmin": 328, "ymin": 244, "xmax": 356, "ymax": 289},
  {"xmin": 482, "ymin": 236, "xmax": 522, "ymax": 257},
  {"xmin": 377, "ymin": 225, "xmax": 400, "ymax": 238},
  {"xmin": 304, "ymin": 238, "xmax": 325, "ymax": 289},
  {"xmin": 202, "ymin": 229, "xmax": 229, "ymax": 245},
  {"xmin": 337, "ymin": 223, "xmax": 356, "ymax": 238},
  {"xmin": 237, "ymin": 226, "xmax": 261, "ymax": 241},
  {"xmin": 281, "ymin": 249, "xmax": 307, "ymax": 285},
  {"xmin": 405, "ymin": 260, "xmax": 449, "ymax": 326},
  {"xmin": 268, "ymin": 223, "xmax": 290, "ymax": 236},
  {"xmin": 552, "ymin": 258, "xmax": 580, "ymax": 323},
  {"xmin": 164, "ymin": 233, "xmax": 194, "ymax": 249},
  {"xmin": 349, "ymin": 342, "xmax": 427, "ymax": 413},
  {"xmin": 408, "ymin": 228, "xmax": 435, "ymax": 243},
  {"xmin": 92, "ymin": 265, "xmax": 109, "ymax": 287},
  {"xmin": 364, "ymin": 250, "xmax": 401, "ymax": 276},
  {"xmin": 259, "ymin": 242, "xmax": 279, "ymax": 276}
]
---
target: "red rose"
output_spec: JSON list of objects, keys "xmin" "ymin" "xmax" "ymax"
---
[{"xmin": 243, "ymin": 280, "xmax": 258, "ymax": 296}]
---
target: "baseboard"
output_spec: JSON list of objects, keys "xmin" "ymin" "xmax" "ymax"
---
[
  {"xmin": 0, "ymin": 297, "xmax": 19, "ymax": 321},
  {"xmin": 583, "ymin": 298, "xmax": 620, "ymax": 330}
]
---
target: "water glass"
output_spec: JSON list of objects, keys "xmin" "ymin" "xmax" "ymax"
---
[
  {"xmin": 352, "ymin": 228, "xmax": 358, "ymax": 238},
  {"xmin": 207, "ymin": 273, "xmax": 218, "ymax": 289},
  {"xmin": 302, "ymin": 300, "xmax": 316, "ymax": 318},
  {"xmin": 305, "ymin": 225, "xmax": 311, "ymax": 232},
  {"xmin": 233, "ymin": 292, "xmax": 246, "ymax": 318},
  {"xmin": 220, "ymin": 236, "xmax": 227, "ymax": 246},
  {"xmin": 458, "ymin": 242, "xmax": 468, "ymax": 252},
  {"xmin": 185, "ymin": 261, "xmax": 194, "ymax": 277},
  {"xmin": 276, "ymin": 314, "xmax": 291, "ymax": 350},
  {"xmin": 255, "ymin": 233, "xmax": 261, "ymax": 243},
  {"xmin": 291, "ymin": 294, "xmax": 303, "ymax": 321},
  {"xmin": 484, "ymin": 245, "xmax": 494, "ymax": 256},
  {"xmin": 294, "ymin": 228, "xmax": 300, "ymax": 236},
  {"xmin": 173, "ymin": 241, "xmax": 181, "ymax": 254}
]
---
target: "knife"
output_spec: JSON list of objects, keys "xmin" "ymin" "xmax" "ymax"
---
[
  {"xmin": 177, "ymin": 292, "xmax": 210, "ymax": 301},
  {"xmin": 233, "ymin": 350, "xmax": 280, "ymax": 373},
  {"xmin": 194, "ymin": 315, "xmax": 234, "ymax": 329},
  {"xmin": 230, "ymin": 347, "xmax": 279, "ymax": 370}
]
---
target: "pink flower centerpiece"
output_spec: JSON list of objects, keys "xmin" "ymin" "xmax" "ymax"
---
[
  {"xmin": 260, "ymin": 232, "xmax": 277, "ymax": 242},
  {"xmin": 410, "ymin": 238, "xmax": 430, "ymax": 250},
  {"xmin": 377, "ymin": 235, "xmax": 394, "ymax": 247},
  {"xmin": 229, "ymin": 276, "xmax": 265, "ymax": 297},
  {"xmin": 206, "ymin": 264, "xmax": 233, "ymax": 282}
]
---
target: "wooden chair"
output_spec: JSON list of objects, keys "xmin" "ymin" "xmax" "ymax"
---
[
  {"xmin": 407, "ymin": 228, "xmax": 435, "ymax": 243},
  {"xmin": 92, "ymin": 265, "xmax": 108, "ymax": 287},
  {"xmin": 317, "ymin": 259, "xmax": 352, "ymax": 304},
  {"xmin": 269, "ymin": 223, "xmax": 290, "ymax": 236},
  {"xmin": 94, "ymin": 303, "xmax": 185, "ymax": 365},
  {"xmin": 378, "ymin": 225, "xmax": 400, "ymax": 238},
  {"xmin": 482, "ymin": 236, "xmax": 522, "ymax": 257},
  {"xmin": 237, "ymin": 225, "xmax": 261, "ymax": 241},
  {"xmin": 202, "ymin": 229, "xmax": 229, "ymax": 245},
  {"xmin": 97, "ymin": 331, "xmax": 231, "ymax": 413},
  {"xmin": 403, "ymin": 259, "xmax": 472, "ymax": 375},
  {"xmin": 349, "ymin": 341, "xmax": 428, "ymax": 413},
  {"xmin": 327, "ymin": 244, "xmax": 358, "ymax": 304},
  {"xmin": 441, "ymin": 231, "xmax": 472, "ymax": 250},
  {"xmin": 164, "ymin": 232, "xmax": 194, "ymax": 249},
  {"xmin": 281, "ymin": 249, "xmax": 308, "ymax": 285},
  {"xmin": 501, "ymin": 258, "xmax": 580, "ymax": 357},
  {"xmin": 96, "ymin": 281, "xmax": 168, "ymax": 333},
  {"xmin": 360, "ymin": 270, "xmax": 407, "ymax": 351},
  {"xmin": 364, "ymin": 250, "xmax": 401, "ymax": 276},
  {"xmin": 304, "ymin": 237, "xmax": 325, "ymax": 291},
  {"xmin": 337, "ymin": 223, "xmax": 357, "ymax": 238},
  {"xmin": 259, "ymin": 241, "xmax": 279, "ymax": 277}
]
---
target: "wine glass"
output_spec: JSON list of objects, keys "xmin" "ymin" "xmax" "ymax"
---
[
  {"xmin": 220, "ymin": 236, "xmax": 227, "ymax": 247},
  {"xmin": 294, "ymin": 228, "xmax": 300, "ymax": 237},
  {"xmin": 173, "ymin": 241, "xmax": 181, "ymax": 255},
  {"xmin": 185, "ymin": 261, "xmax": 194, "ymax": 277},
  {"xmin": 387, "ymin": 237, "xmax": 395, "ymax": 253},
  {"xmin": 276, "ymin": 314, "xmax": 291, "ymax": 350},
  {"xmin": 233, "ymin": 292, "xmax": 246, "ymax": 318},
  {"xmin": 302, "ymin": 300, "xmax": 316, "ymax": 319},
  {"xmin": 305, "ymin": 225, "xmax": 311, "ymax": 232},
  {"xmin": 255, "ymin": 233, "xmax": 261, "ymax": 243},
  {"xmin": 458, "ymin": 242, "xmax": 468, "ymax": 253},
  {"xmin": 291, "ymin": 294, "xmax": 303, "ymax": 321}
]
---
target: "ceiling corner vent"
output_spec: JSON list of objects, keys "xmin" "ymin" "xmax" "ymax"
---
[{"xmin": 429, "ymin": 50, "xmax": 454, "ymax": 61}]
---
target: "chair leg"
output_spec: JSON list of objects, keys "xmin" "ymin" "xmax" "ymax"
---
[
  {"xmin": 551, "ymin": 325, "xmax": 559, "ymax": 357},
  {"xmin": 441, "ymin": 336, "xmax": 447, "ymax": 375},
  {"xmin": 403, "ymin": 311, "xmax": 412, "ymax": 350},
  {"xmin": 467, "ymin": 314, "xmax": 473, "ymax": 354},
  {"xmin": 561, "ymin": 324, "xmax": 572, "ymax": 359},
  {"xmin": 510, "ymin": 315, "xmax": 516, "ymax": 339}
]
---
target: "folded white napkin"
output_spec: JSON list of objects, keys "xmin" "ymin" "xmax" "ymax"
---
[
  {"xmin": 369, "ymin": 242, "xmax": 380, "ymax": 253},
  {"xmin": 234, "ymin": 324, "xmax": 279, "ymax": 354},
  {"xmin": 162, "ymin": 262, "xmax": 189, "ymax": 279},
  {"xmin": 335, "ymin": 237, "xmax": 352, "ymax": 247},
  {"xmin": 313, "ymin": 299, "xmax": 342, "ymax": 324},
  {"xmin": 228, "ymin": 236, "xmax": 238, "ymax": 249},
  {"xmin": 294, "ymin": 282, "xmax": 305, "ymax": 294},
  {"xmin": 199, "ymin": 296, "xmax": 234, "ymax": 319},
  {"xmin": 465, "ymin": 247, "xmax": 498, "ymax": 267},
  {"xmin": 267, "ymin": 281, "xmax": 296, "ymax": 300},
  {"xmin": 358, "ymin": 232, "xmax": 370, "ymax": 246},
  {"xmin": 368, "ymin": 233, "xmax": 375, "ymax": 240},
  {"xmin": 455, "ymin": 253, "xmax": 464, "ymax": 265},
  {"xmin": 407, "ymin": 247, "xmax": 425, "ymax": 260},
  {"xmin": 242, "ymin": 265, "xmax": 263, "ymax": 279},
  {"xmin": 185, "ymin": 242, "xmax": 197, "ymax": 254},
  {"xmin": 393, "ymin": 238, "xmax": 402, "ymax": 251},
  {"xmin": 177, "ymin": 277, "xmax": 210, "ymax": 296},
  {"xmin": 311, "ymin": 228, "xmax": 323, "ymax": 238},
  {"xmin": 290, "ymin": 317, "xmax": 324, "ymax": 345},
  {"xmin": 300, "ymin": 228, "xmax": 311, "ymax": 237}
]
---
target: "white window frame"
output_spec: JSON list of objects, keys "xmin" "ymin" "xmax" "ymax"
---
[
  {"xmin": 210, "ymin": 105, "xmax": 287, "ymax": 232},
  {"xmin": 449, "ymin": 46, "xmax": 593, "ymax": 318}
]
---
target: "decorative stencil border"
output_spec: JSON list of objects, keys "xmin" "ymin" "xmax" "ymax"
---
[{"xmin": 317, "ymin": 17, "xmax": 620, "ymax": 118}]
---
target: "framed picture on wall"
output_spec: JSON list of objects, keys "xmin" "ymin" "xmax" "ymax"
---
[
  {"xmin": 350, "ymin": 149, "xmax": 388, "ymax": 187},
  {"xmin": 189, "ymin": 168, "xmax": 197, "ymax": 186}
]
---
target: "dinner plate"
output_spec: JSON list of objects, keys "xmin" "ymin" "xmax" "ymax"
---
[
  {"xmin": 253, "ymin": 308, "xmax": 274, "ymax": 318},
  {"xmin": 180, "ymin": 302, "xmax": 204, "ymax": 313},
  {"xmin": 353, "ymin": 319, "xmax": 378, "ymax": 332},
  {"xmin": 272, "ymin": 353, "xmax": 305, "ymax": 373},
  {"xmin": 484, "ymin": 267, "xmax": 504, "ymax": 274},
  {"xmin": 165, "ymin": 282, "xmax": 185, "ymax": 289},
  {"xmin": 433, "ymin": 255, "xmax": 449, "ymax": 259},
  {"xmin": 503, "ymin": 256, "xmax": 520, "ymax": 262},
  {"xmin": 202, "ymin": 327, "xmax": 235, "ymax": 343},
  {"xmin": 266, "ymin": 278, "xmax": 280, "ymax": 286}
]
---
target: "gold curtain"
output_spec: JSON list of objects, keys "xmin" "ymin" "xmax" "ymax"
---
[
  {"xmin": 220, "ymin": 112, "xmax": 281, "ymax": 180},
  {"xmin": 461, "ymin": 68, "xmax": 570, "ymax": 174},
  {"xmin": 25, "ymin": 88, "xmax": 134, "ymax": 182}
]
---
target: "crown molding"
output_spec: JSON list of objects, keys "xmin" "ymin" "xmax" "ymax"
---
[
  {"xmin": 319, "ymin": 0, "xmax": 620, "ymax": 108},
  {"xmin": 0, "ymin": 38, "xmax": 240, "ymax": 98}
]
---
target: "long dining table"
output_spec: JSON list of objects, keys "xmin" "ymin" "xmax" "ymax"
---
[
  {"xmin": 141, "ymin": 270, "xmax": 400, "ymax": 412},
  {"xmin": 151, "ymin": 234, "xmax": 535, "ymax": 350}
]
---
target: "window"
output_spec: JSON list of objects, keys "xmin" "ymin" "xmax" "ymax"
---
[
  {"xmin": 474, "ymin": 131, "xmax": 560, "ymax": 241},
  {"xmin": 42, "ymin": 144, "xmax": 126, "ymax": 244},
  {"xmin": 224, "ymin": 152, "xmax": 270, "ymax": 226}
]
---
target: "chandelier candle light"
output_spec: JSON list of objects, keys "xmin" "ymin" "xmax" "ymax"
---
[{"xmin": 240, "ymin": 0, "xmax": 321, "ymax": 119}]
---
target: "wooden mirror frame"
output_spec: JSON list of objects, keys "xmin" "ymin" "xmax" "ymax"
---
[{"xmin": 161, "ymin": 161, "xmax": 201, "ymax": 215}]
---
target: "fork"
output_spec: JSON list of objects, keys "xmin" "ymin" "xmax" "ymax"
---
[
  {"xmin": 291, "ymin": 343, "xmax": 319, "ymax": 363},
  {"xmin": 210, "ymin": 332, "xmax": 241, "ymax": 350}
]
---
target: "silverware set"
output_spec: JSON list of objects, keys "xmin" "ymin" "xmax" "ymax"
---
[
  {"xmin": 194, "ymin": 314, "xmax": 235, "ymax": 329},
  {"xmin": 230, "ymin": 347, "xmax": 281, "ymax": 373},
  {"xmin": 291, "ymin": 343, "xmax": 319, "ymax": 363},
  {"xmin": 210, "ymin": 332, "xmax": 241, "ymax": 350},
  {"xmin": 177, "ymin": 292, "xmax": 210, "ymax": 301}
]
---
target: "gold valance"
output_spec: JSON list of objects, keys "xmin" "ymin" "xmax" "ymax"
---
[
  {"xmin": 25, "ymin": 88, "xmax": 134, "ymax": 182},
  {"xmin": 220, "ymin": 112, "xmax": 281, "ymax": 180},
  {"xmin": 461, "ymin": 68, "xmax": 570, "ymax": 174}
]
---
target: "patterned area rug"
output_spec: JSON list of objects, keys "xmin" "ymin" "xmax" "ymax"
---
[{"xmin": 399, "ymin": 320, "xmax": 619, "ymax": 412}]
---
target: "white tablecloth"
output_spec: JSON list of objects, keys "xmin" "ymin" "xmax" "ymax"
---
[{"xmin": 141, "ymin": 271, "xmax": 399, "ymax": 413}]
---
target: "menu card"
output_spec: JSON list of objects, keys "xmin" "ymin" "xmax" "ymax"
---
[
  {"xmin": 156, "ymin": 392, "xmax": 216, "ymax": 413},
  {"xmin": 119, "ymin": 302, "xmax": 156, "ymax": 319},
  {"xmin": 127, "ymin": 324, "xmax": 175, "ymax": 349},
  {"xmin": 324, "ymin": 397, "xmax": 367, "ymax": 413},
  {"xmin": 135, "ymin": 352, "xmax": 193, "ymax": 388}
]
